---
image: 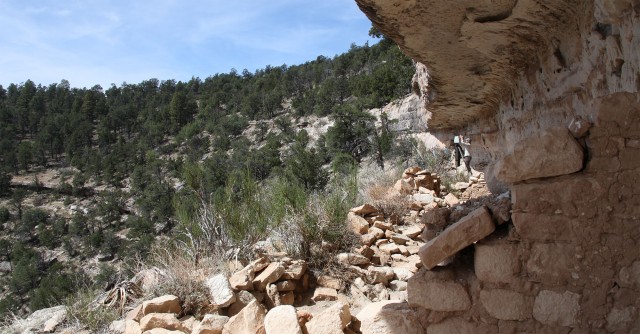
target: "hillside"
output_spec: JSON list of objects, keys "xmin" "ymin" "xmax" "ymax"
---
[{"xmin": 0, "ymin": 36, "xmax": 424, "ymax": 317}]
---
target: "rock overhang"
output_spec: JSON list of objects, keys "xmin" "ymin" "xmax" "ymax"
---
[{"xmin": 355, "ymin": 0, "xmax": 590, "ymax": 130}]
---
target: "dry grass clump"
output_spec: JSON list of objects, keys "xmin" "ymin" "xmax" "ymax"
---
[
  {"xmin": 356, "ymin": 162, "xmax": 403, "ymax": 204},
  {"xmin": 148, "ymin": 244, "xmax": 227, "ymax": 317},
  {"xmin": 64, "ymin": 288, "xmax": 120, "ymax": 333}
]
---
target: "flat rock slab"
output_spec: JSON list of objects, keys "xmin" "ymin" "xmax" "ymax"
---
[
  {"xmin": 495, "ymin": 127, "xmax": 584, "ymax": 183},
  {"xmin": 419, "ymin": 206, "xmax": 495, "ymax": 269},
  {"xmin": 350, "ymin": 204, "xmax": 379, "ymax": 216},
  {"xmin": 253, "ymin": 262, "xmax": 285, "ymax": 291}
]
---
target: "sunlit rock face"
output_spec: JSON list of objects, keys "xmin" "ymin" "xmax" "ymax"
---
[{"xmin": 356, "ymin": 0, "xmax": 639, "ymax": 181}]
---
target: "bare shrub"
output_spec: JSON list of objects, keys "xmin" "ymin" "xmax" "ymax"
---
[
  {"xmin": 64, "ymin": 288, "xmax": 120, "ymax": 333},
  {"xmin": 148, "ymin": 244, "xmax": 225, "ymax": 317}
]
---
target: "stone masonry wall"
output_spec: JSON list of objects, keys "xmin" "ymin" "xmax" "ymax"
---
[{"xmin": 356, "ymin": 0, "xmax": 640, "ymax": 332}]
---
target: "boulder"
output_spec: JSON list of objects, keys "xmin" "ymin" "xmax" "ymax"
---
[
  {"xmin": 141, "ymin": 295, "xmax": 181, "ymax": 315},
  {"xmin": 361, "ymin": 233, "xmax": 376, "ymax": 246},
  {"xmin": 306, "ymin": 301, "xmax": 351, "ymax": 334},
  {"xmin": 205, "ymin": 274, "xmax": 236, "ymax": 308},
  {"xmin": 378, "ymin": 243, "xmax": 400, "ymax": 254},
  {"xmin": 348, "ymin": 212, "xmax": 370, "ymax": 234},
  {"xmin": 139, "ymin": 313, "xmax": 184, "ymax": 332},
  {"xmin": 222, "ymin": 300, "xmax": 267, "ymax": 334},
  {"xmin": 372, "ymin": 220, "xmax": 393, "ymax": 231},
  {"xmin": 229, "ymin": 266, "xmax": 255, "ymax": 291},
  {"xmin": 367, "ymin": 266, "xmax": 394, "ymax": 285},
  {"xmin": 402, "ymin": 225, "xmax": 423, "ymax": 238},
  {"xmin": 281, "ymin": 260, "xmax": 307, "ymax": 280},
  {"xmin": 125, "ymin": 319, "xmax": 142, "ymax": 334},
  {"xmin": 109, "ymin": 320, "xmax": 125, "ymax": 334},
  {"xmin": 228, "ymin": 290, "xmax": 257, "ymax": 317},
  {"xmin": 179, "ymin": 316, "xmax": 198, "ymax": 333},
  {"xmin": 350, "ymin": 204, "xmax": 378, "ymax": 216},
  {"xmin": 264, "ymin": 305, "xmax": 302, "ymax": 334},
  {"xmin": 192, "ymin": 314, "xmax": 229, "ymax": 334},
  {"xmin": 419, "ymin": 206, "xmax": 495, "ymax": 269},
  {"xmin": 127, "ymin": 304, "xmax": 143, "ymax": 321},
  {"xmin": 444, "ymin": 193, "xmax": 459, "ymax": 207},
  {"xmin": 394, "ymin": 179, "xmax": 414, "ymax": 195},
  {"xmin": 391, "ymin": 233, "xmax": 411, "ymax": 245}
]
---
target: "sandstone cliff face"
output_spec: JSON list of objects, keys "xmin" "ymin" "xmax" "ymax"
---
[{"xmin": 356, "ymin": 0, "xmax": 640, "ymax": 332}]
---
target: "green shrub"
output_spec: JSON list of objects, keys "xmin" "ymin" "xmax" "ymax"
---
[
  {"xmin": 29, "ymin": 263, "xmax": 79, "ymax": 311},
  {"xmin": 0, "ymin": 207, "xmax": 9, "ymax": 224},
  {"xmin": 20, "ymin": 208, "xmax": 48, "ymax": 234}
]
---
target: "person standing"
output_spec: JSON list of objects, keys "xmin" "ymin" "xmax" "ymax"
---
[
  {"xmin": 460, "ymin": 134, "xmax": 472, "ymax": 173},
  {"xmin": 453, "ymin": 134, "xmax": 462, "ymax": 167}
]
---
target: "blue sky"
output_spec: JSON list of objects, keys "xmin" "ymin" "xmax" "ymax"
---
[{"xmin": 0, "ymin": 1, "xmax": 375, "ymax": 89}]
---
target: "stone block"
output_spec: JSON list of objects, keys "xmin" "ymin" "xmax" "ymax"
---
[
  {"xmin": 512, "ymin": 175, "xmax": 603, "ymax": 218},
  {"xmin": 141, "ymin": 295, "xmax": 181, "ymax": 315},
  {"xmin": 348, "ymin": 212, "xmax": 370, "ymax": 234},
  {"xmin": 264, "ymin": 305, "xmax": 302, "ymax": 334},
  {"xmin": 419, "ymin": 206, "xmax": 495, "ymax": 269},
  {"xmin": 512, "ymin": 213, "xmax": 574, "ymax": 241},
  {"xmin": 275, "ymin": 280, "xmax": 296, "ymax": 292},
  {"xmin": 192, "ymin": 314, "xmax": 229, "ymax": 334},
  {"xmin": 444, "ymin": 193, "xmax": 459, "ymax": 207},
  {"xmin": 356, "ymin": 301, "xmax": 424, "ymax": 334},
  {"xmin": 306, "ymin": 301, "xmax": 351, "ymax": 334},
  {"xmin": 253, "ymin": 262, "xmax": 285, "ymax": 291},
  {"xmin": 606, "ymin": 306, "xmax": 637, "ymax": 332},
  {"xmin": 619, "ymin": 261, "xmax": 640, "ymax": 288},
  {"xmin": 139, "ymin": 313, "xmax": 183, "ymax": 332},
  {"xmin": 379, "ymin": 243, "xmax": 400, "ymax": 254},
  {"xmin": 281, "ymin": 260, "xmax": 307, "ymax": 280},
  {"xmin": 205, "ymin": 274, "xmax": 236, "ymax": 308},
  {"xmin": 479, "ymin": 289, "xmax": 533, "ymax": 320},
  {"xmin": 402, "ymin": 225, "xmax": 423, "ymax": 238},
  {"xmin": 373, "ymin": 220, "xmax": 393, "ymax": 231},
  {"xmin": 336, "ymin": 253, "xmax": 370, "ymax": 265},
  {"xmin": 474, "ymin": 243, "xmax": 520, "ymax": 283},
  {"xmin": 407, "ymin": 270, "xmax": 470, "ymax": 311},
  {"xmin": 222, "ymin": 300, "xmax": 266, "ymax": 334},
  {"xmin": 312, "ymin": 287, "xmax": 338, "ymax": 301},
  {"xmin": 228, "ymin": 290, "xmax": 256, "ymax": 317},
  {"xmin": 124, "ymin": 319, "xmax": 141, "ymax": 334},
  {"xmin": 427, "ymin": 317, "xmax": 476, "ymax": 334},
  {"xmin": 526, "ymin": 243, "xmax": 575, "ymax": 284},
  {"xmin": 391, "ymin": 233, "xmax": 411, "ymax": 245},
  {"xmin": 533, "ymin": 290, "xmax": 580, "ymax": 327},
  {"xmin": 350, "ymin": 204, "xmax": 378, "ymax": 216},
  {"xmin": 495, "ymin": 127, "xmax": 584, "ymax": 183}
]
